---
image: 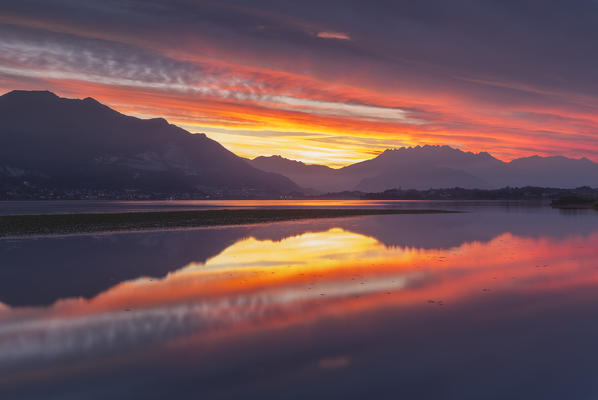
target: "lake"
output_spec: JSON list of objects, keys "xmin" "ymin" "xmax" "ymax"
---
[
  {"xmin": 1, "ymin": 203, "xmax": 598, "ymax": 399},
  {"xmin": 0, "ymin": 199, "xmax": 546, "ymax": 215}
]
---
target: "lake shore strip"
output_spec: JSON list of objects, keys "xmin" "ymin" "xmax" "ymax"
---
[{"xmin": 0, "ymin": 208, "xmax": 457, "ymax": 237}]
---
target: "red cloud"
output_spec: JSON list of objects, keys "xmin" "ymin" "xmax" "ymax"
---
[{"xmin": 316, "ymin": 31, "xmax": 351, "ymax": 40}]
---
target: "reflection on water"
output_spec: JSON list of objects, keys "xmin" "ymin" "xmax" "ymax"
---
[
  {"xmin": 0, "ymin": 198, "xmax": 548, "ymax": 215},
  {"xmin": 1, "ymin": 207, "xmax": 598, "ymax": 399}
]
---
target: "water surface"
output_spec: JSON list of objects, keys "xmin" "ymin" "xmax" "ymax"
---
[
  {"xmin": 1, "ymin": 206, "xmax": 597, "ymax": 399},
  {"xmin": 0, "ymin": 199, "xmax": 545, "ymax": 215}
]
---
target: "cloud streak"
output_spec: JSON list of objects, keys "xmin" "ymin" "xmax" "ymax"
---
[{"xmin": 317, "ymin": 31, "xmax": 351, "ymax": 40}]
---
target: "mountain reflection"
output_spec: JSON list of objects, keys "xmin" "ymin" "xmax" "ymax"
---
[
  {"xmin": 2, "ymin": 214, "xmax": 598, "ymax": 390},
  {"xmin": 1, "ymin": 208, "xmax": 597, "ymax": 307}
]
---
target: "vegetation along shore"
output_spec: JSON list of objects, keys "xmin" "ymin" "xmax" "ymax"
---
[{"xmin": 0, "ymin": 208, "xmax": 457, "ymax": 237}]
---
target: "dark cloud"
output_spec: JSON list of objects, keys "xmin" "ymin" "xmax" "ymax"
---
[{"xmin": 3, "ymin": 0, "xmax": 598, "ymax": 97}]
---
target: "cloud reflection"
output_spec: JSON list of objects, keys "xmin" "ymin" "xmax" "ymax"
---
[{"xmin": 2, "ymin": 225, "xmax": 598, "ymax": 379}]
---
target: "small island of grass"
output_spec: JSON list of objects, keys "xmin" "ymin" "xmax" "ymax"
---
[
  {"xmin": 0, "ymin": 208, "xmax": 458, "ymax": 237},
  {"xmin": 550, "ymin": 195, "xmax": 598, "ymax": 209}
]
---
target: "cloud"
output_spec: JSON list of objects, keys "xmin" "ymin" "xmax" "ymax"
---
[
  {"xmin": 316, "ymin": 31, "xmax": 351, "ymax": 40},
  {"xmin": 2, "ymin": 0, "xmax": 598, "ymax": 165},
  {"xmin": 318, "ymin": 356, "xmax": 351, "ymax": 369}
]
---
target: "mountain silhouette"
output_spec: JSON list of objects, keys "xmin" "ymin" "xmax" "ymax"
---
[
  {"xmin": 2, "ymin": 90, "xmax": 597, "ymax": 196},
  {"xmin": 249, "ymin": 145, "xmax": 598, "ymax": 192},
  {"xmin": 0, "ymin": 90, "xmax": 298, "ymax": 195},
  {"xmin": 250, "ymin": 155, "xmax": 339, "ymax": 191}
]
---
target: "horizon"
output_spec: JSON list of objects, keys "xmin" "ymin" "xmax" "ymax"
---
[{"xmin": 2, "ymin": 1, "xmax": 598, "ymax": 167}]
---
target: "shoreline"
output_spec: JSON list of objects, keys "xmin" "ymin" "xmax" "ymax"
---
[
  {"xmin": 0, "ymin": 208, "xmax": 458, "ymax": 238},
  {"xmin": 550, "ymin": 202, "xmax": 598, "ymax": 210}
]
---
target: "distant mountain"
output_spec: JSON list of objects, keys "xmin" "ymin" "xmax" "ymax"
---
[
  {"xmin": 248, "ymin": 155, "xmax": 341, "ymax": 191},
  {"xmin": 341, "ymin": 146, "xmax": 502, "ymax": 191},
  {"xmin": 354, "ymin": 165, "xmax": 489, "ymax": 192},
  {"xmin": 249, "ymin": 145, "xmax": 598, "ymax": 192},
  {"xmin": 499, "ymin": 155, "xmax": 598, "ymax": 188},
  {"xmin": 0, "ymin": 90, "xmax": 299, "ymax": 197}
]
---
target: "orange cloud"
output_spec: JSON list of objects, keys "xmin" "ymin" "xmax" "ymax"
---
[{"xmin": 316, "ymin": 31, "xmax": 351, "ymax": 40}]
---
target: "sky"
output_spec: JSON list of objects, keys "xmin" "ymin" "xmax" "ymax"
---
[{"xmin": 1, "ymin": 0, "xmax": 598, "ymax": 167}]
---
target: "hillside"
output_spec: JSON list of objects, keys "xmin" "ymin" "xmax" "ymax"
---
[
  {"xmin": 250, "ymin": 145, "xmax": 598, "ymax": 192},
  {"xmin": 0, "ymin": 91, "xmax": 299, "ymax": 198}
]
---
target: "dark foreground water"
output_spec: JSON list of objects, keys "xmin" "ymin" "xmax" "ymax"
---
[{"xmin": 1, "ymin": 205, "xmax": 598, "ymax": 399}]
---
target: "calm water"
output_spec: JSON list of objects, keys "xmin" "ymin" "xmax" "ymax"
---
[
  {"xmin": 1, "ymin": 206, "xmax": 598, "ymax": 399},
  {"xmin": 0, "ymin": 199, "xmax": 547, "ymax": 215}
]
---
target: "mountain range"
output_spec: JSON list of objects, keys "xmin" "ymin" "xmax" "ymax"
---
[
  {"xmin": 249, "ymin": 146, "xmax": 598, "ymax": 192},
  {"xmin": 1, "ymin": 90, "xmax": 597, "ymax": 198},
  {"xmin": 0, "ymin": 90, "xmax": 298, "ymax": 197}
]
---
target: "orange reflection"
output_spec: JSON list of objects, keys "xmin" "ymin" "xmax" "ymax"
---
[{"xmin": 2, "ymin": 227, "xmax": 598, "ymax": 384}]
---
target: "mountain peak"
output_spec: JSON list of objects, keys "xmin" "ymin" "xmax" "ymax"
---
[
  {"xmin": 381, "ymin": 145, "xmax": 461, "ymax": 154},
  {"xmin": 0, "ymin": 90, "xmax": 299, "ymax": 196},
  {"xmin": 253, "ymin": 155, "xmax": 305, "ymax": 165},
  {"xmin": 1, "ymin": 91, "xmax": 114, "ymax": 115},
  {"xmin": 2, "ymin": 90, "xmax": 59, "ymax": 100},
  {"xmin": 377, "ymin": 145, "xmax": 500, "ymax": 162},
  {"xmin": 83, "ymin": 96, "xmax": 101, "ymax": 104}
]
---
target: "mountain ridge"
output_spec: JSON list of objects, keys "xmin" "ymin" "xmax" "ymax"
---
[
  {"xmin": 248, "ymin": 145, "xmax": 598, "ymax": 192},
  {"xmin": 2, "ymin": 90, "xmax": 597, "ymax": 198},
  {"xmin": 0, "ymin": 90, "xmax": 299, "ymax": 197}
]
